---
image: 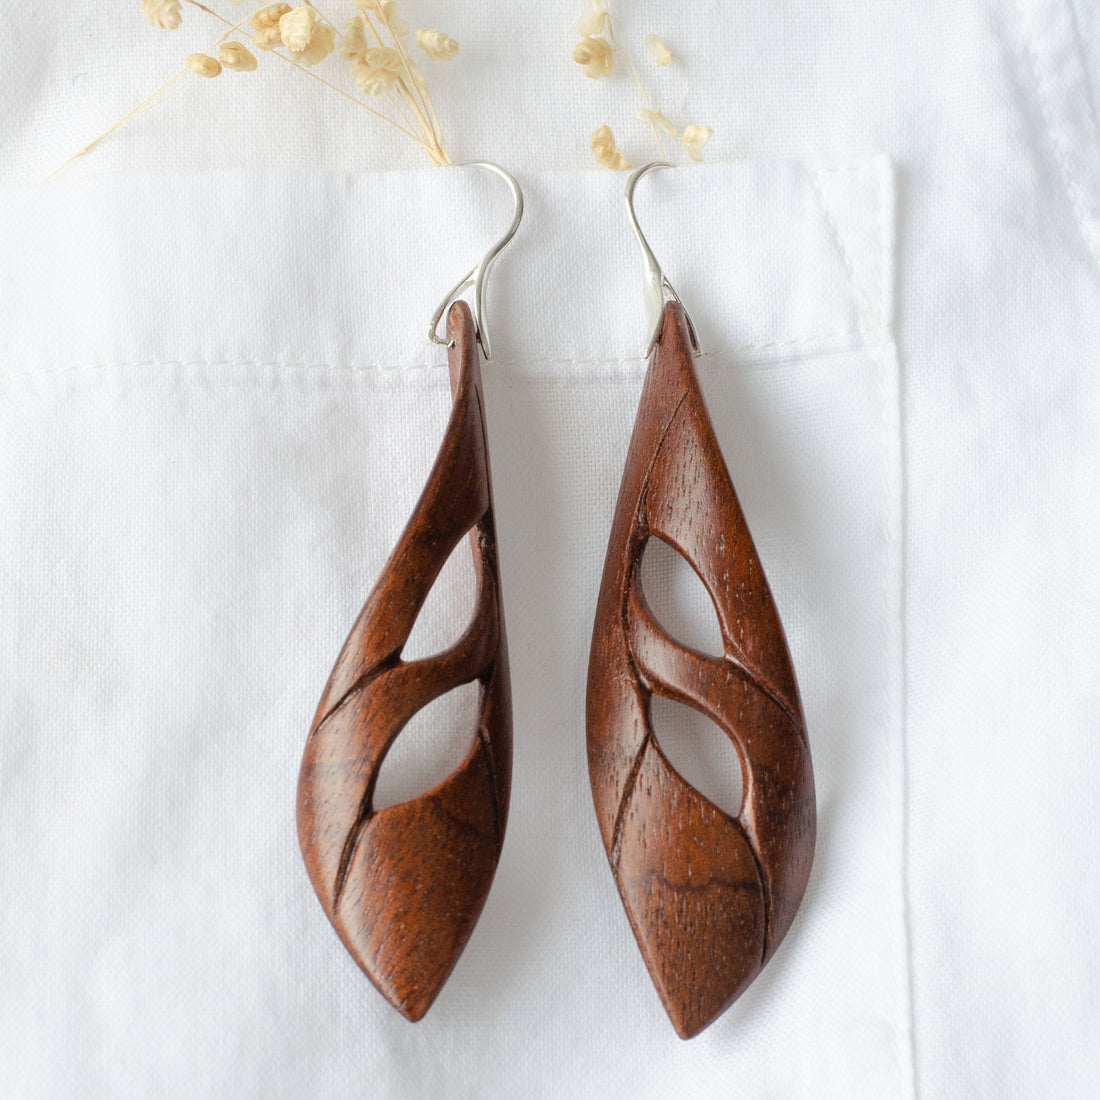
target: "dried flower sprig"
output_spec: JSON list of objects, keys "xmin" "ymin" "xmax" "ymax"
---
[
  {"xmin": 591, "ymin": 124, "xmax": 630, "ymax": 171},
  {"xmin": 681, "ymin": 123, "xmax": 714, "ymax": 163},
  {"xmin": 53, "ymin": 0, "xmax": 463, "ymax": 177},
  {"xmin": 572, "ymin": 1, "xmax": 712, "ymax": 170},
  {"xmin": 143, "ymin": 0, "xmax": 183, "ymax": 30},
  {"xmin": 644, "ymin": 34, "xmax": 672, "ymax": 68},
  {"xmin": 220, "ymin": 42, "xmax": 259, "ymax": 71}
]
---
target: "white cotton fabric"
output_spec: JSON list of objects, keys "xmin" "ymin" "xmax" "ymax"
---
[{"xmin": 0, "ymin": 2, "xmax": 1098, "ymax": 1097}]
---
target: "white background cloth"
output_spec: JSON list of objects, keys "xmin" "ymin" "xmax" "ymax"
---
[{"xmin": 1, "ymin": 2, "xmax": 1098, "ymax": 1097}]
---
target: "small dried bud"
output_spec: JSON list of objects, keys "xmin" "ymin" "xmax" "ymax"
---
[
  {"xmin": 342, "ymin": 17, "xmax": 367, "ymax": 60},
  {"xmin": 291, "ymin": 21, "xmax": 335, "ymax": 66},
  {"xmin": 251, "ymin": 3, "xmax": 290, "ymax": 30},
  {"xmin": 636, "ymin": 107, "xmax": 677, "ymax": 137},
  {"xmin": 254, "ymin": 25, "xmax": 283, "ymax": 50},
  {"xmin": 681, "ymin": 124, "xmax": 713, "ymax": 162},
  {"xmin": 141, "ymin": 0, "xmax": 182, "ymax": 30},
  {"xmin": 645, "ymin": 34, "xmax": 673, "ymax": 67},
  {"xmin": 351, "ymin": 62, "xmax": 398, "ymax": 95},
  {"xmin": 219, "ymin": 42, "xmax": 258, "ymax": 72},
  {"xmin": 363, "ymin": 46, "xmax": 401, "ymax": 71},
  {"xmin": 187, "ymin": 53, "xmax": 222, "ymax": 78},
  {"xmin": 279, "ymin": 7, "xmax": 317, "ymax": 52},
  {"xmin": 574, "ymin": 36, "xmax": 614, "ymax": 79},
  {"xmin": 591, "ymin": 124, "xmax": 631, "ymax": 171},
  {"xmin": 577, "ymin": 0, "xmax": 607, "ymax": 37},
  {"xmin": 355, "ymin": 0, "xmax": 381, "ymax": 12},
  {"xmin": 379, "ymin": 2, "xmax": 409, "ymax": 37},
  {"xmin": 591, "ymin": 124, "xmax": 614, "ymax": 162},
  {"xmin": 406, "ymin": 59, "xmax": 427, "ymax": 88},
  {"xmin": 415, "ymin": 29, "xmax": 459, "ymax": 61}
]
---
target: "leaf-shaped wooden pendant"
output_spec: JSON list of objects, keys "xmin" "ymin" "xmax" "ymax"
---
[
  {"xmin": 297, "ymin": 301, "xmax": 511, "ymax": 1021},
  {"xmin": 587, "ymin": 302, "xmax": 815, "ymax": 1039}
]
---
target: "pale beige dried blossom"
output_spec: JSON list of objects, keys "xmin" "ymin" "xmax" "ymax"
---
[
  {"xmin": 415, "ymin": 29, "xmax": 459, "ymax": 62},
  {"xmin": 638, "ymin": 107, "xmax": 677, "ymax": 139},
  {"xmin": 252, "ymin": 4, "xmax": 289, "ymax": 50},
  {"xmin": 577, "ymin": 0, "xmax": 607, "ymax": 37},
  {"xmin": 591, "ymin": 124, "xmax": 630, "ymax": 170},
  {"xmin": 378, "ymin": 2, "xmax": 410, "ymax": 37},
  {"xmin": 253, "ymin": 25, "xmax": 283, "ymax": 50},
  {"xmin": 279, "ymin": 7, "xmax": 317, "ymax": 52},
  {"xmin": 681, "ymin": 123, "xmax": 713, "ymax": 161},
  {"xmin": 342, "ymin": 17, "xmax": 368, "ymax": 60},
  {"xmin": 645, "ymin": 34, "xmax": 673, "ymax": 67},
  {"xmin": 251, "ymin": 3, "xmax": 291, "ymax": 30},
  {"xmin": 187, "ymin": 53, "xmax": 222, "ymax": 78},
  {"xmin": 363, "ymin": 47, "xmax": 401, "ymax": 70},
  {"xmin": 636, "ymin": 107, "xmax": 676, "ymax": 136},
  {"xmin": 350, "ymin": 62, "xmax": 399, "ymax": 95},
  {"xmin": 290, "ymin": 22, "xmax": 335, "ymax": 66},
  {"xmin": 574, "ymin": 36, "xmax": 614, "ymax": 79},
  {"xmin": 219, "ymin": 42, "xmax": 258, "ymax": 72},
  {"xmin": 141, "ymin": 0, "xmax": 181, "ymax": 30}
]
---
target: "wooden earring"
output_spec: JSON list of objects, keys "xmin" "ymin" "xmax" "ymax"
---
[
  {"xmin": 297, "ymin": 164, "xmax": 521, "ymax": 1021},
  {"xmin": 587, "ymin": 164, "xmax": 816, "ymax": 1039}
]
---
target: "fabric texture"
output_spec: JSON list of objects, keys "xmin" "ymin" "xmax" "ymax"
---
[{"xmin": 1, "ymin": 2, "xmax": 1098, "ymax": 1096}]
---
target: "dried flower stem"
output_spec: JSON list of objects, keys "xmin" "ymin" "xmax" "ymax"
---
[
  {"xmin": 182, "ymin": 0, "xmax": 222, "ymax": 20},
  {"xmin": 53, "ymin": 0, "xmax": 456, "ymax": 177},
  {"xmin": 348, "ymin": 3, "xmax": 447, "ymax": 163},
  {"xmin": 377, "ymin": 5, "xmax": 448, "ymax": 162},
  {"xmin": 185, "ymin": 2, "xmax": 432, "ymax": 149},
  {"xmin": 385, "ymin": 87, "xmax": 421, "ymax": 136},
  {"xmin": 674, "ymin": 55, "xmax": 689, "ymax": 127},
  {"xmin": 45, "ymin": 2, "xmax": 258, "ymax": 181},
  {"xmin": 47, "ymin": 70, "xmax": 197, "ymax": 181},
  {"xmin": 49, "ymin": 6, "xmax": 260, "ymax": 178},
  {"xmin": 274, "ymin": 49, "xmax": 423, "ymax": 143},
  {"xmin": 605, "ymin": 16, "xmax": 664, "ymax": 158}
]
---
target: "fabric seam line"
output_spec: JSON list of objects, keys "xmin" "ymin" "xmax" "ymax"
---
[
  {"xmin": 1015, "ymin": 0, "xmax": 1100, "ymax": 274},
  {"xmin": 810, "ymin": 166, "xmax": 881, "ymax": 329},
  {"xmin": 0, "ymin": 329, "xmax": 891, "ymax": 385}
]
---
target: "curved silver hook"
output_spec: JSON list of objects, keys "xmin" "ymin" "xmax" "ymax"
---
[
  {"xmin": 625, "ymin": 162, "xmax": 700, "ymax": 358},
  {"xmin": 428, "ymin": 161, "xmax": 524, "ymax": 360}
]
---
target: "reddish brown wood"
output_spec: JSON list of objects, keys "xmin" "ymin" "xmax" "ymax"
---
[
  {"xmin": 587, "ymin": 302, "xmax": 815, "ymax": 1039},
  {"xmin": 297, "ymin": 301, "xmax": 511, "ymax": 1022}
]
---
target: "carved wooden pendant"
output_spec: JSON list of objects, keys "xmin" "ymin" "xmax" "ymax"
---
[
  {"xmin": 297, "ymin": 301, "xmax": 511, "ymax": 1021},
  {"xmin": 587, "ymin": 302, "xmax": 815, "ymax": 1039}
]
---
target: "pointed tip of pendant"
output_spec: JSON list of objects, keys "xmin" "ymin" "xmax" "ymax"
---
[
  {"xmin": 357, "ymin": 950, "xmax": 448, "ymax": 1023},
  {"xmin": 388, "ymin": 986, "xmax": 439, "ymax": 1023},
  {"xmin": 659, "ymin": 987, "xmax": 726, "ymax": 1040}
]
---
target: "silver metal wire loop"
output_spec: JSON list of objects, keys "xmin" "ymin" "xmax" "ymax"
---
[
  {"xmin": 428, "ymin": 161, "xmax": 524, "ymax": 360},
  {"xmin": 625, "ymin": 162, "xmax": 701, "ymax": 358}
]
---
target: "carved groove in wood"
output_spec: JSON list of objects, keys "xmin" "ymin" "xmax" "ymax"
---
[
  {"xmin": 587, "ymin": 302, "xmax": 816, "ymax": 1039},
  {"xmin": 297, "ymin": 301, "xmax": 511, "ymax": 1022}
]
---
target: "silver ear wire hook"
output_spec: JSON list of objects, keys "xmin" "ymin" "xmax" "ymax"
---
[
  {"xmin": 625, "ymin": 162, "xmax": 701, "ymax": 358},
  {"xmin": 429, "ymin": 161, "xmax": 524, "ymax": 360}
]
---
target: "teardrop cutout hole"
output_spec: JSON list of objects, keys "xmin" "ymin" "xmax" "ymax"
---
[
  {"xmin": 638, "ymin": 535, "xmax": 724, "ymax": 657},
  {"xmin": 372, "ymin": 680, "xmax": 481, "ymax": 811},
  {"xmin": 402, "ymin": 533, "xmax": 479, "ymax": 662},
  {"xmin": 649, "ymin": 695, "xmax": 744, "ymax": 819}
]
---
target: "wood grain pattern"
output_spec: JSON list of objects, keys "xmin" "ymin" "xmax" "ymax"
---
[
  {"xmin": 587, "ymin": 302, "xmax": 815, "ymax": 1039},
  {"xmin": 297, "ymin": 301, "xmax": 511, "ymax": 1022}
]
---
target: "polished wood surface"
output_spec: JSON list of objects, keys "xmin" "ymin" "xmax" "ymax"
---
[
  {"xmin": 298, "ymin": 301, "xmax": 511, "ymax": 1021},
  {"xmin": 587, "ymin": 302, "xmax": 815, "ymax": 1039}
]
